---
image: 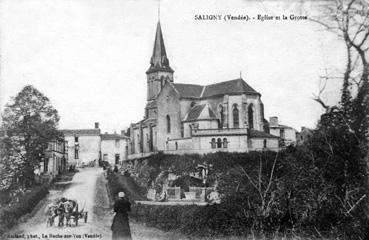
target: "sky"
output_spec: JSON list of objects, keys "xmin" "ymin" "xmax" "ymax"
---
[{"xmin": 0, "ymin": 0, "xmax": 345, "ymax": 133}]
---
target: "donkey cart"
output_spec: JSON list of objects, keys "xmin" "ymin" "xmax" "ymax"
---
[
  {"xmin": 45, "ymin": 198, "xmax": 88, "ymax": 227},
  {"xmin": 66, "ymin": 203, "xmax": 88, "ymax": 226}
]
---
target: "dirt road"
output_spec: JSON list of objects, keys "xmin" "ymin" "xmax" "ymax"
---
[{"xmin": 4, "ymin": 168, "xmax": 189, "ymax": 240}]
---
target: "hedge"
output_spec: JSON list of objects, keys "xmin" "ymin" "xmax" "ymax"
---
[
  {"xmin": 0, "ymin": 185, "xmax": 49, "ymax": 235},
  {"xmin": 130, "ymin": 202, "xmax": 256, "ymax": 237}
]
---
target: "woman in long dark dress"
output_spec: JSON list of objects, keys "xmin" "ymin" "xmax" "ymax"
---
[{"xmin": 111, "ymin": 192, "xmax": 132, "ymax": 240}]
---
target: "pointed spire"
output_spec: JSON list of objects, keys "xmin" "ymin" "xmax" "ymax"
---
[{"xmin": 146, "ymin": 21, "xmax": 173, "ymax": 73}]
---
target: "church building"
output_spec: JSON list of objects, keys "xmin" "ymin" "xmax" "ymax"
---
[{"xmin": 127, "ymin": 21, "xmax": 280, "ymax": 160}]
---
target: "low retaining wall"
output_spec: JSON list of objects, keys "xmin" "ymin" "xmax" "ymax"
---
[{"xmin": 135, "ymin": 200, "xmax": 207, "ymax": 206}]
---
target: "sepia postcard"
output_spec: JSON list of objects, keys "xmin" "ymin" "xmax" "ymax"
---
[{"xmin": 1, "ymin": 0, "xmax": 367, "ymax": 240}]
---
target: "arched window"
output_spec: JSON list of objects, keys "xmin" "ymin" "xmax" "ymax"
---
[
  {"xmin": 181, "ymin": 123, "xmax": 184, "ymax": 138},
  {"xmin": 160, "ymin": 76, "xmax": 165, "ymax": 88},
  {"xmin": 263, "ymin": 139, "xmax": 267, "ymax": 148},
  {"xmin": 211, "ymin": 138, "xmax": 216, "ymax": 149},
  {"xmin": 217, "ymin": 138, "xmax": 222, "ymax": 148},
  {"xmin": 166, "ymin": 115, "xmax": 171, "ymax": 133},
  {"xmin": 223, "ymin": 138, "xmax": 228, "ymax": 148},
  {"xmin": 248, "ymin": 104, "xmax": 254, "ymax": 129},
  {"xmin": 149, "ymin": 126, "xmax": 153, "ymax": 151},
  {"xmin": 219, "ymin": 105, "xmax": 224, "ymax": 128},
  {"xmin": 233, "ymin": 104, "xmax": 239, "ymax": 128}
]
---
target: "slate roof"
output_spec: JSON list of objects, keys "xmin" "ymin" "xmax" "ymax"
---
[
  {"xmin": 146, "ymin": 100, "xmax": 157, "ymax": 109},
  {"xmin": 171, "ymin": 78, "xmax": 260, "ymax": 99},
  {"xmin": 185, "ymin": 104, "xmax": 205, "ymax": 121},
  {"xmin": 101, "ymin": 134, "xmax": 126, "ymax": 140},
  {"xmin": 249, "ymin": 129, "xmax": 279, "ymax": 139},
  {"xmin": 184, "ymin": 104, "xmax": 217, "ymax": 122},
  {"xmin": 61, "ymin": 129, "xmax": 100, "ymax": 135},
  {"xmin": 278, "ymin": 124, "xmax": 295, "ymax": 130},
  {"xmin": 202, "ymin": 79, "xmax": 259, "ymax": 97},
  {"xmin": 172, "ymin": 83, "xmax": 203, "ymax": 98},
  {"xmin": 269, "ymin": 124, "xmax": 295, "ymax": 130}
]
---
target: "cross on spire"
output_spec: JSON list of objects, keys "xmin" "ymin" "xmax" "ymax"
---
[{"xmin": 158, "ymin": 0, "xmax": 160, "ymax": 21}]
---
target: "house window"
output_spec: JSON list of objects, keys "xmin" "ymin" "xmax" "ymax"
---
[
  {"xmin": 74, "ymin": 148, "xmax": 79, "ymax": 159},
  {"xmin": 280, "ymin": 128, "xmax": 285, "ymax": 139},
  {"xmin": 175, "ymin": 142, "xmax": 178, "ymax": 150},
  {"xmin": 115, "ymin": 139, "xmax": 120, "ymax": 148},
  {"xmin": 248, "ymin": 104, "xmax": 254, "ymax": 129},
  {"xmin": 115, "ymin": 154, "xmax": 120, "ymax": 165},
  {"xmin": 233, "ymin": 104, "xmax": 239, "ymax": 128},
  {"xmin": 166, "ymin": 115, "xmax": 171, "ymax": 133},
  {"xmin": 263, "ymin": 139, "xmax": 267, "ymax": 148},
  {"xmin": 217, "ymin": 138, "xmax": 222, "ymax": 148},
  {"xmin": 44, "ymin": 158, "xmax": 48, "ymax": 172},
  {"xmin": 181, "ymin": 123, "xmax": 184, "ymax": 138},
  {"xmin": 219, "ymin": 105, "xmax": 224, "ymax": 128},
  {"xmin": 211, "ymin": 138, "xmax": 216, "ymax": 149},
  {"xmin": 75, "ymin": 136, "xmax": 79, "ymax": 142},
  {"xmin": 223, "ymin": 138, "xmax": 228, "ymax": 148}
]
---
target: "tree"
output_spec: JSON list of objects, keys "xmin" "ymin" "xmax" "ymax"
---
[
  {"xmin": 1, "ymin": 85, "xmax": 61, "ymax": 188},
  {"xmin": 312, "ymin": 0, "xmax": 368, "ymax": 140},
  {"xmin": 308, "ymin": 1, "xmax": 369, "ymax": 237}
]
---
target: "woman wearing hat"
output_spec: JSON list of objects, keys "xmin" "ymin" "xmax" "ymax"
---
[{"xmin": 111, "ymin": 192, "xmax": 132, "ymax": 240}]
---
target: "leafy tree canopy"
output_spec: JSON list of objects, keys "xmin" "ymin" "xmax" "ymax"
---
[{"xmin": 1, "ymin": 85, "xmax": 61, "ymax": 188}]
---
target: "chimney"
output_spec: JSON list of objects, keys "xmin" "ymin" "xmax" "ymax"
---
[
  {"xmin": 269, "ymin": 117, "xmax": 279, "ymax": 127},
  {"xmin": 121, "ymin": 130, "xmax": 126, "ymax": 136},
  {"xmin": 95, "ymin": 122, "xmax": 99, "ymax": 129}
]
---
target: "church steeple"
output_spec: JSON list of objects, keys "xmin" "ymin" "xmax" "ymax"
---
[
  {"xmin": 146, "ymin": 21, "xmax": 174, "ymax": 102},
  {"xmin": 146, "ymin": 21, "xmax": 173, "ymax": 74}
]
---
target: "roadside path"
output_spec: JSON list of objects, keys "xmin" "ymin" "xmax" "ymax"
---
[
  {"xmin": 4, "ymin": 168, "xmax": 190, "ymax": 240},
  {"xmin": 5, "ymin": 168, "xmax": 101, "ymax": 240}
]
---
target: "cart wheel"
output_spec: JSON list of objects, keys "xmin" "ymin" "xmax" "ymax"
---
[
  {"xmin": 75, "ymin": 215, "xmax": 79, "ymax": 226},
  {"xmin": 84, "ymin": 212, "xmax": 88, "ymax": 223}
]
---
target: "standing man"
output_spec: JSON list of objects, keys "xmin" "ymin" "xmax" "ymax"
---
[{"xmin": 111, "ymin": 192, "xmax": 132, "ymax": 240}]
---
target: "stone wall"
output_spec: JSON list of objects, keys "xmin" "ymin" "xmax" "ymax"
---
[
  {"xmin": 156, "ymin": 83, "xmax": 182, "ymax": 151},
  {"xmin": 249, "ymin": 138, "xmax": 279, "ymax": 151}
]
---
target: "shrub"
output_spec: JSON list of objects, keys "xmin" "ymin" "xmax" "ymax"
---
[
  {"xmin": 127, "ymin": 149, "xmax": 368, "ymax": 239},
  {"xmin": 0, "ymin": 185, "xmax": 48, "ymax": 235}
]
